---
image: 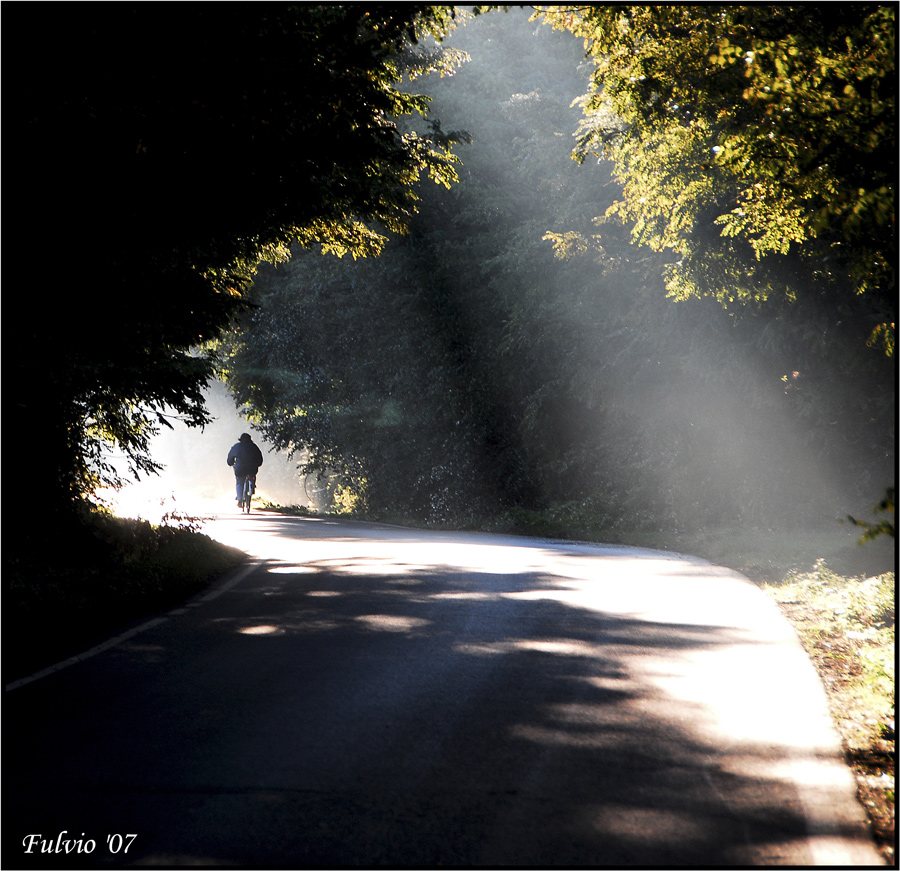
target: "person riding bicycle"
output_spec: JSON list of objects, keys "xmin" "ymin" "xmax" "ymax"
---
[{"xmin": 227, "ymin": 433, "xmax": 264, "ymax": 506}]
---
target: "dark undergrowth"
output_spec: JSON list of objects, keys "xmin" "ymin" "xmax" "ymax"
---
[{"xmin": 4, "ymin": 506, "xmax": 246, "ymax": 683}]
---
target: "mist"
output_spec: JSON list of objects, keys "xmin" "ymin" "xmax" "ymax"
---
[
  {"xmin": 111, "ymin": 8, "xmax": 892, "ymax": 576},
  {"xmin": 105, "ymin": 380, "xmax": 309, "ymax": 522},
  {"xmin": 428, "ymin": 9, "xmax": 894, "ymax": 535}
]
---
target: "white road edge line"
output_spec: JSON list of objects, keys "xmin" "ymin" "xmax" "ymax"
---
[{"xmin": 5, "ymin": 560, "xmax": 261, "ymax": 693}]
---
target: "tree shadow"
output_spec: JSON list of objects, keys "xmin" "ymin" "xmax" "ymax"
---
[{"xmin": 3, "ymin": 532, "xmax": 876, "ymax": 867}]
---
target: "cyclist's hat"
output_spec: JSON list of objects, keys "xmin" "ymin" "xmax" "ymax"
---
[{"xmin": 239, "ymin": 433, "xmax": 252, "ymax": 442}]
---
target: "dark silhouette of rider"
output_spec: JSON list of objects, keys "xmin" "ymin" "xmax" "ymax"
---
[{"xmin": 226, "ymin": 433, "xmax": 264, "ymax": 505}]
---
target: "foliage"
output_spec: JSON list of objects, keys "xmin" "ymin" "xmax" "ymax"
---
[
  {"xmin": 223, "ymin": 8, "xmax": 894, "ymax": 534},
  {"xmin": 848, "ymin": 487, "xmax": 896, "ymax": 543},
  {"xmin": 4, "ymin": 505, "xmax": 246, "ymax": 680},
  {"xmin": 539, "ymin": 4, "xmax": 896, "ymax": 351},
  {"xmin": 223, "ymin": 243, "xmax": 520, "ymax": 523},
  {"xmin": 765, "ymin": 561, "xmax": 895, "ymax": 860},
  {"xmin": 9, "ymin": 4, "xmax": 468, "ymax": 513},
  {"xmin": 222, "ymin": 10, "xmax": 589, "ymax": 521},
  {"xmin": 765, "ymin": 561, "xmax": 895, "ymax": 747}
]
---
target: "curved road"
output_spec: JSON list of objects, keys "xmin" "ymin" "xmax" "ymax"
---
[{"xmin": 4, "ymin": 513, "xmax": 881, "ymax": 866}]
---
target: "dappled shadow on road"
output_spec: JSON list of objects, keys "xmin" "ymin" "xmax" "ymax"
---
[{"xmin": 4, "ymin": 520, "xmax": 877, "ymax": 867}]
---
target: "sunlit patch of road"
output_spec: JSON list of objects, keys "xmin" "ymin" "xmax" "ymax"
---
[
  {"xmin": 190, "ymin": 513, "xmax": 880, "ymax": 866},
  {"xmin": 7, "ymin": 510, "xmax": 882, "ymax": 865},
  {"xmin": 198, "ymin": 513, "xmax": 836, "ymax": 763}
]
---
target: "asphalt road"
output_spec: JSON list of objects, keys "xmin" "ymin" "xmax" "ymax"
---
[{"xmin": 4, "ymin": 514, "xmax": 881, "ymax": 867}]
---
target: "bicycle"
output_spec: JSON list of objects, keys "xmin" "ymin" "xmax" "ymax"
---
[{"xmin": 239, "ymin": 474, "xmax": 256, "ymax": 514}]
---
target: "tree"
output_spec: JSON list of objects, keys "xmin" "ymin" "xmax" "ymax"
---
[
  {"xmin": 225, "ymin": 7, "xmax": 893, "ymax": 534},
  {"xmin": 848, "ymin": 487, "xmax": 896, "ymax": 543},
  {"xmin": 9, "ymin": 4, "xmax": 467, "ymax": 513},
  {"xmin": 540, "ymin": 4, "xmax": 896, "ymax": 352},
  {"xmin": 221, "ymin": 9, "xmax": 592, "ymax": 520}
]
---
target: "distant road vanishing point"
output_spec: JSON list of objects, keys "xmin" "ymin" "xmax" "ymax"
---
[{"xmin": 4, "ymin": 514, "xmax": 882, "ymax": 867}]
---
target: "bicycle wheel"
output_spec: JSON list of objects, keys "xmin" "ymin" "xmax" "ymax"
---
[{"xmin": 242, "ymin": 477, "xmax": 253, "ymax": 514}]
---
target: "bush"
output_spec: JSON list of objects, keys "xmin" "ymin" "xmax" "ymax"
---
[{"xmin": 4, "ymin": 506, "xmax": 245, "ymax": 681}]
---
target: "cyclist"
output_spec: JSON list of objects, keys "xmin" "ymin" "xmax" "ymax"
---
[{"xmin": 226, "ymin": 432, "xmax": 264, "ymax": 507}]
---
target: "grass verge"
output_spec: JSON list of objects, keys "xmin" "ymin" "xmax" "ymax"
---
[
  {"xmin": 4, "ymin": 508, "xmax": 246, "ymax": 683},
  {"xmin": 763, "ymin": 560, "xmax": 895, "ymax": 864}
]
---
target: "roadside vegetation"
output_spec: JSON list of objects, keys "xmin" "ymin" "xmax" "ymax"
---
[
  {"xmin": 3, "ymin": 507, "xmax": 245, "ymax": 684},
  {"xmin": 764, "ymin": 561, "xmax": 895, "ymax": 864}
]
